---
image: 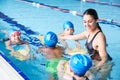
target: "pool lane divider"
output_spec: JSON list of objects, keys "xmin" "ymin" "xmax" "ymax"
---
[
  {"xmin": 82, "ymin": 0, "xmax": 120, "ymax": 8},
  {"xmin": 17, "ymin": 0, "xmax": 120, "ymax": 28},
  {"xmin": 0, "ymin": 12, "xmax": 43, "ymax": 47},
  {"xmin": 0, "ymin": 12, "xmax": 38, "ymax": 35},
  {"xmin": 0, "ymin": 51, "xmax": 29, "ymax": 80}
]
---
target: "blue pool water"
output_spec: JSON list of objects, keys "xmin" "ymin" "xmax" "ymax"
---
[{"xmin": 0, "ymin": 0, "xmax": 120, "ymax": 80}]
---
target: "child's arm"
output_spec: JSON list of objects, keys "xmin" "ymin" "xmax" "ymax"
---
[
  {"xmin": 5, "ymin": 40, "xmax": 14, "ymax": 52},
  {"xmin": 61, "ymin": 39, "xmax": 69, "ymax": 49},
  {"xmin": 75, "ymin": 40, "xmax": 82, "ymax": 48},
  {"xmin": 24, "ymin": 41, "xmax": 30, "ymax": 54},
  {"xmin": 57, "ymin": 60, "xmax": 73, "ymax": 80},
  {"xmin": 59, "ymin": 33, "xmax": 69, "ymax": 49}
]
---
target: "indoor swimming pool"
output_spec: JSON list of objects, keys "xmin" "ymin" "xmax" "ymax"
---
[{"xmin": 0, "ymin": 0, "xmax": 120, "ymax": 80}]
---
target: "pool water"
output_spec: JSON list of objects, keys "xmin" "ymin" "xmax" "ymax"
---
[{"xmin": 0, "ymin": 0, "xmax": 120, "ymax": 80}]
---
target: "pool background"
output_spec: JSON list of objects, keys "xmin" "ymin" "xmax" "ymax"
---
[{"xmin": 0, "ymin": 0, "xmax": 120, "ymax": 80}]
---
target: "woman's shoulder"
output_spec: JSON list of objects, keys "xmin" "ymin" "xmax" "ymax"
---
[{"xmin": 96, "ymin": 32, "xmax": 106, "ymax": 40}]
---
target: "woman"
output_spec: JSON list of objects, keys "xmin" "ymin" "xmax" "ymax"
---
[{"xmin": 59, "ymin": 8, "xmax": 112, "ymax": 79}]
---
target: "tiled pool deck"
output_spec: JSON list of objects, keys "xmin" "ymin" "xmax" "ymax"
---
[{"xmin": 0, "ymin": 52, "xmax": 29, "ymax": 80}]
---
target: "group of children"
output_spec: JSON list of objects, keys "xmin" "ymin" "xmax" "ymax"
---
[{"xmin": 35, "ymin": 21, "xmax": 93, "ymax": 80}]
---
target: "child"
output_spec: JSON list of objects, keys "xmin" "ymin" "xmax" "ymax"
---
[
  {"xmin": 36, "ymin": 31, "xmax": 67, "ymax": 80},
  {"xmin": 57, "ymin": 54, "xmax": 92, "ymax": 80},
  {"xmin": 59, "ymin": 21, "xmax": 82, "ymax": 50},
  {"xmin": 5, "ymin": 30, "xmax": 30, "ymax": 60},
  {"xmin": 36, "ymin": 31, "xmax": 64, "ymax": 59}
]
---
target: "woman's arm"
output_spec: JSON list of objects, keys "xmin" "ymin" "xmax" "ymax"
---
[
  {"xmin": 95, "ymin": 33, "xmax": 107, "ymax": 70},
  {"xmin": 59, "ymin": 31, "xmax": 88, "ymax": 41},
  {"xmin": 61, "ymin": 39, "xmax": 69, "ymax": 49}
]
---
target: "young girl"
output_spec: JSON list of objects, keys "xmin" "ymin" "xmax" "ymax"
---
[{"xmin": 5, "ymin": 30, "xmax": 30, "ymax": 60}]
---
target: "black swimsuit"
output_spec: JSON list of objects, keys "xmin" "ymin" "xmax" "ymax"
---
[
  {"xmin": 86, "ymin": 31, "xmax": 100, "ymax": 55},
  {"xmin": 73, "ymin": 76, "xmax": 89, "ymax": 80},
  {"xmin": 85, "ymin": 31, "xmax": 112, "ymax": 61}
]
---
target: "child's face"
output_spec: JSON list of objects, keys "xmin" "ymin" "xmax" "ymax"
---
[
  {"xmin": 64, "ymin": 28, "xmax": 74, "ymax": 35},
  {"xmin": 12, "ymin": 34, "xmax": 21, "ymax": 43}
]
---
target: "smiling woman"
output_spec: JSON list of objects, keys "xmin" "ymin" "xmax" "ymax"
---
[{"xmin": 59, "ymin": 8, "xmax": 113, "ymax": 80}]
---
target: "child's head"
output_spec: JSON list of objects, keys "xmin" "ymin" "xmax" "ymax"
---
[
  {"xmin": 10, "ymin": 30, "xmax": 21, "ymax": 43},
  {"xmin": 70, "ymin": 54, "xmax": 92, "ymax": 76},
  {"xmin": 63, "ymin": 21, "xmax": 74, "ymax": 35},
  {"xmin": 44, "ymin": 31, "xmax": 58, "ymax": 48}
]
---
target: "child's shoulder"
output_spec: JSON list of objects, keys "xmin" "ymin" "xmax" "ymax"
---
[{"xmin": 56, "ymin": 45, "xmax": 64, "ymax": 50}]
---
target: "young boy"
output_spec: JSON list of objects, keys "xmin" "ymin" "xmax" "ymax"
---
[
  {"xmin": 36, "ymin": 31, "xmax": 67, "ymax": 80},
  {"xmin": 36, "ymin": 31, "xmax": 64, "ymax": 59},
  {"xmin": 57, "ymin": 54, "xmax": 92, "ymax": 80},
  {"xmin": 59, "ymin": 21, "xmax": 82, "ymax": 50}
]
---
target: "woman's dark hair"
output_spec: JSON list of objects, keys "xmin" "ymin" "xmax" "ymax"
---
[{"xmin": 83, "ymin": 8, "xmax": 102, "ymax": 32}]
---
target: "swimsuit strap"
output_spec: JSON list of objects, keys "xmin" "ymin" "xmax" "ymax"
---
[
  {"xmin": 89, "ymin": 31, "xmax": 101, "ymax": 43},
  {"xmin": 72, "ymin": 76, "xmax": 89, "ymax": 80}
]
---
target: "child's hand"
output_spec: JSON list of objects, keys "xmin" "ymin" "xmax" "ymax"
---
[
  {"xmin": 75, "ymin": 40, "xmax": 82, "ymax": 49},
  {"xmin": 57, "ymin": 60, "xmax": 67, "ymax": 72},
  {"xmin": 11, "ymin": 49, "xmax": 15, "ymax": 53}
]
